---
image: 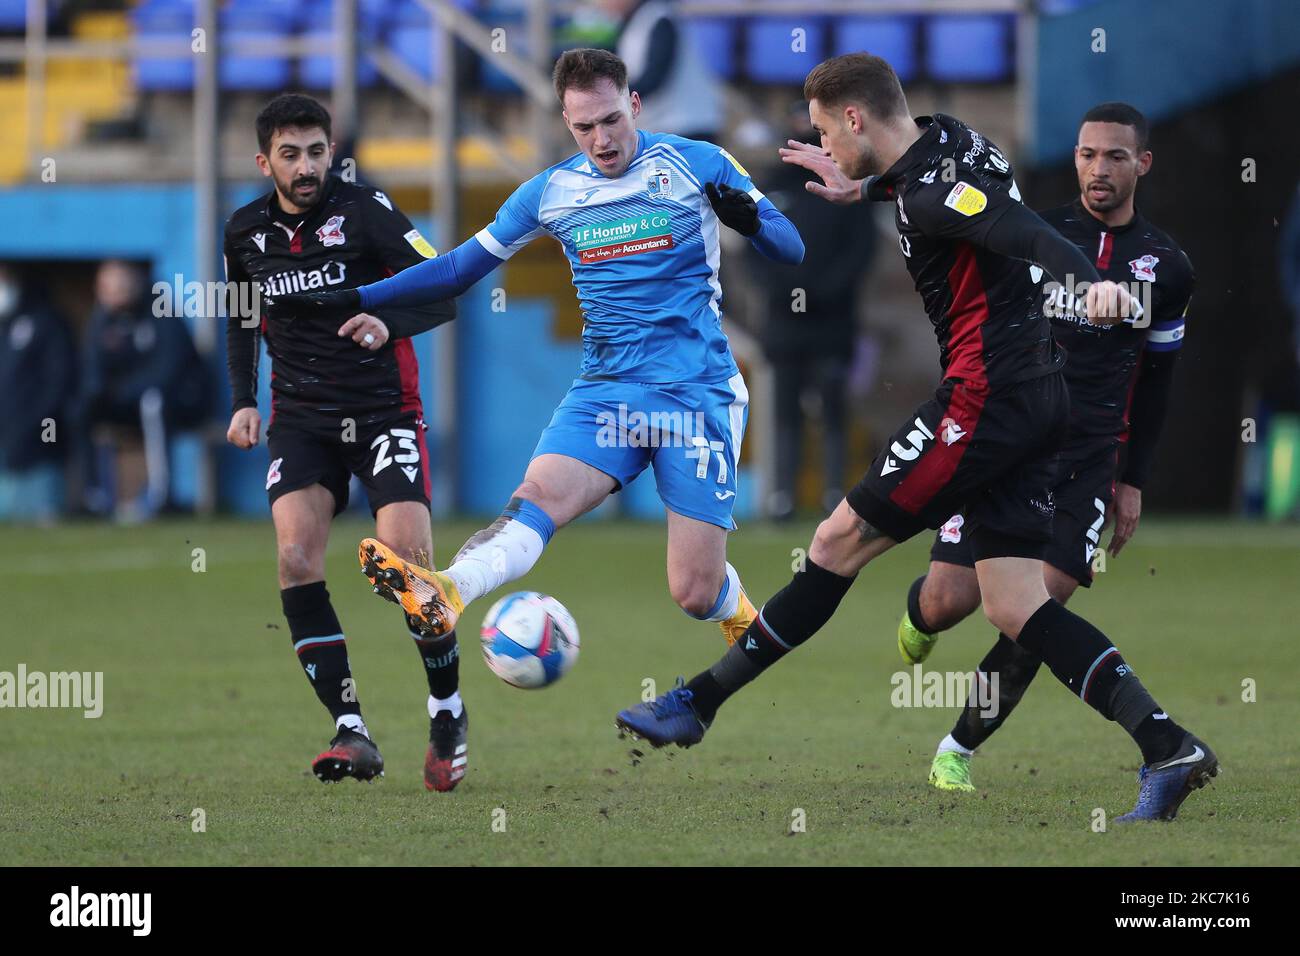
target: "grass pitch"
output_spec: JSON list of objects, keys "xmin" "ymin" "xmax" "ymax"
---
[{"xmin": 1, "ymin": 516, "xmax": 1296, "ymax": 866}]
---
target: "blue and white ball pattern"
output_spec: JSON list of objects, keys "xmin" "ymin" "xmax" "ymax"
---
[{"xmin": 480, "ymin": 592, "xmax": 580, "ymax": 689}]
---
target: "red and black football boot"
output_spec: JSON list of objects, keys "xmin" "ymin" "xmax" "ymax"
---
[
  {"xmin": 312, "ymin": 727, "xmax": 384, "ymax": 783},
  {"xmin": 424, "ymin": 707, "xmax": 468, "ymax": 792}
]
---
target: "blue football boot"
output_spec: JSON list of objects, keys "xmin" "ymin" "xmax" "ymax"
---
[
  {"xmin": 615, "ymin": 678, "xmax": 710, "ymax": 748},
  {"xmin": 1116, "ymin": 733, "xmax": 1219, "ymax": 822}
]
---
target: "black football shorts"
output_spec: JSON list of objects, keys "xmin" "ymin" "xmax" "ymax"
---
[
  {"xmin": 264, "ymin": 412, "xmax": 431, "ymax": 516},
  {"xmin": 847, "ymin": 372, "xmax": 1069, "ymax": 561},
  {"xmin": 929, "ymin": 440, "xmax": 1118, "ymax": 586}
]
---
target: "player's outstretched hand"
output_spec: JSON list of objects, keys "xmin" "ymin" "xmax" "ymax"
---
[
  {"xmin": 705, "ymin": 182, "xmax": 760, "ymax": 236},
  {"xmin": 338, "ymin": 313, "xmax": 389, "ymax": 351},
  {"xmin": 264, "ymin": 287, "xmax": 362, "ymax": 322},
  {"xmin": 1107, "ymin": 482, "xmax": 1141, "ymax": 557},
  {"xmin": 226, "ymin": 406, "xmax": 261, "ymax": 449},
  {"xmin": 778, "ymin": 140, "xmax": 863, "ymax": 205}
]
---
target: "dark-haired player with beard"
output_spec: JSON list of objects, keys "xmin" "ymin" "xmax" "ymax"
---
[
  {"xmin": 897, "ymin": 103, "xmax": 1196, "ymax": 794},
  {"xmin": 616, "ymin": 57, "xmax": 1216, "ymax": 822},
  {"xmin": 224, "ymin": 94, "xmax": 466, "ymax": 790}
]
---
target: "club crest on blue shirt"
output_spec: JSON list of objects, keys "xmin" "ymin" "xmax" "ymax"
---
[{"xmin": 645, "ymin": 166, "xmax": 673, "ymax": 199}]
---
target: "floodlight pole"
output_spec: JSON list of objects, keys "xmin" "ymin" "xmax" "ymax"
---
[
  {"xmin": 527, "ymin": 0, "xmax": 554, "ymax": 163},
  {"xmin": 333, "ymin": 0, "xmax": 359, "ymax": 151},
  {"xmin": 23, "ymin": 0, "xmax": 46, "ymax": 177}
]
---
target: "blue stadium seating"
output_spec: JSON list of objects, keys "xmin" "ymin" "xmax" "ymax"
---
[
  {"xmin": 0, "ymin": 0, "xmax": 28, "ymax": 31},
  {"xmin": 131, "ymin": 0, "xmax": 196, "ymax": 92},
  {"xmin": 924, "ymin": 14, "xmax": 1014, "ymax": 83},
  {"xmin": 683, "ymin": 18, "xmax": 737, "ymax": 80},
  {"xmin": 219, "ymin": 11, "xmax": 294, "ymax": 92},
  {"xmin": 390, "ymin": 0, "xmax": 479, "ymax": 27},
  {"xmin": 122, "ymin": 2, "xmax": 1023, "ymax": 96},
  {"xmin": 745, "ymin": 17, "xmax": 827, "ymax": 85},
  {"xmin": 477, "ymin": 7, "xmax": 525, "ymax": 94},
  {"xmin": 291, "ymin": 0, "xmax": 397, "ymax": 33},
  {"xmin": 224, "ymin": 0, "xmax": 304, "ymax": 31},
  {"xmin": 390, "ymin": 0, "xmax": 435, "ymax": 28},
  {"xmin": 390, "ymin": 24, "xmax": 442, "ymax": 82},
  {"xmin": 833, "ymin": 16, "xmax": 919, "ymax": 83},
  {"xmin": 299, "ymin": 30, "xmax": 380, "ymax": 89},
  {"xmin": 1038, "ymin": 0, "xmax": 1100, "ymax": 12}
]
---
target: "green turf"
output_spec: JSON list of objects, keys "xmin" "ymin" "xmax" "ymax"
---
[{"xmin": 1, "ymin": 517, "xmax": 1296, "ymax": 865}]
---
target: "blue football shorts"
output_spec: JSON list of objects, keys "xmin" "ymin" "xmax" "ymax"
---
[{"xmin": 532, "ymin": 373, "xmax": 749, "ymax": 529}]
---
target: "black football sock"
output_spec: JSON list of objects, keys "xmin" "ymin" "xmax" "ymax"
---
[
  {"xmin": 282, "ymin": 582, "xmax": 361, "ymax": 724},
  {"xmin": 950, "ymin": 632, "xmax": 1042, "ymax": 751},
  {"xmin": 686, "ymin": 557, "xmax": 856, "ymax": 722},
  {"xmin": 1014, "ymin": 599, "xmax": 1184, "ymax": 764},
  {"xmin": 410, "ymin": 618, "xmax": 460, "ymax": 702},
  {"xmin": 907, "ymin": 575, "xmax": 938, "ymax": 634}
]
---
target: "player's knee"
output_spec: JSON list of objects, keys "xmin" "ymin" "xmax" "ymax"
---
[
  {"xmin": 808, "ymin": 501, "xmax": 893, "ymax": 575},
  {"xmin": 911, "ymin": 561, "xmax": 980, "ymax": 633},
  {"xmin": 512, "ymin": 478, "xmax": 546, "ymax": 505},
  {"xmin": 669, "ymin": 572, "xmax": 723, "ymax": 619},
  {"xmin": 512, "ymin": 479, "xmax": 569, "ymax": 523},
  {"xmin": 808, "ymin": 515, "xmax": 852, "ymax": 567},
  {"xmin": 277, "ymin": 542, "xmax": 322, "ymax": 588},
  {"xmin": 921, "ymin": 578, "xmax": 980, "ymax": 632},
  {"xmin": 980, "ymin": 594, "xmax": 1035, "ymax": 640},
  {"xmin": 1045, "ymin": 570, "xmax": 1079, "ymax": 605},
  {"xmin": 382, "ymin": 533, "xmax": 431, "ymax": 567}
]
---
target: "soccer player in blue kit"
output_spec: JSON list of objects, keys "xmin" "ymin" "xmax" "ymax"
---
[{"xmin": 271, "ymin": 48, "xmax": 804, "ymax": 776}]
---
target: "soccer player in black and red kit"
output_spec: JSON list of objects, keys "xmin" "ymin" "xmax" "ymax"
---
[
  {"xmin": 898, "ymin": 103, "xmax": 1197, "ymax": 794},
  {"xmin": 616, "ymin": 57, "xmax": 1217, "ymax": 821},
  {"xmin": 224, "ymin": 94, "xmax": 465, "ymax": 789}
]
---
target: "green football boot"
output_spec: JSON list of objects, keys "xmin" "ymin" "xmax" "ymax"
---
[
  {"xmin": 897, "ymin": 610, "xmax": 939, "ymax": 665},
  {"xmin": 929, "ymin": 750, "xmax": 975, "ymax": 792}
]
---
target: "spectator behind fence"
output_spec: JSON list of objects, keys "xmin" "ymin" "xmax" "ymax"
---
[
  {"xmin": 79, "ymin": 260, "xmax": 207, "ymax": 521},
  {"xmin": 745, "ymin": 114, "xmax": 878, "ymax": 520},
  {"xmin": 603, "ymin": 0, "xmax": 723, "ymax": 141},
  {"xmin": 0, "ymin": 263, "xmax": 75, "ymax": 522}
]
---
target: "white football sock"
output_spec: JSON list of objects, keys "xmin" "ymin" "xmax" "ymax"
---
[
  {"xmin": 706, "ymin": 562, "xmax": 743, "ymax": 622},
  {"xmin": 937, "ymin": 733, "xmax": 974, "ymax": 757},
  {"xmin": 429, "ymin": 691, "xmax": 463, "ymax": 719},
  {"xmin": 336, "ymin": 713, "xmax": 370, "ymax": 739},
  {"xmin": 446, "ymin": 519, "xmax": 547, "ymax": 606}
]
